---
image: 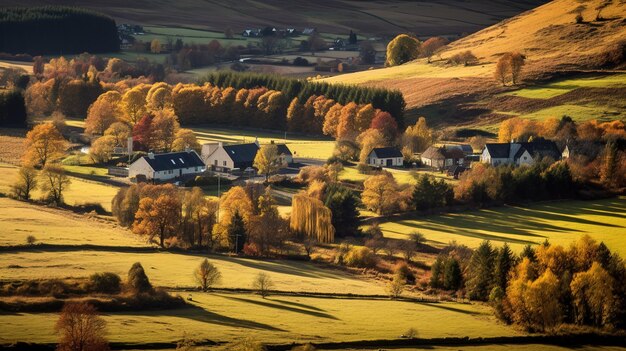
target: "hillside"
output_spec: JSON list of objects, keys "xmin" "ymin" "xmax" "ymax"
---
[
  {"xmin": 325, "ymin": 0, "xmax": 626, "ymax": 130},
  {"xmin": 1, "ymin": 0, "xmax": 546, "ymax": 36}
]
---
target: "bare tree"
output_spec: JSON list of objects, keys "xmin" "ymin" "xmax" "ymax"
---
[
  {"xmin": 194, "ymin": 258, "xmax": 221, "ymax": 291},
  {"xmin": 252, "ymin": 272, "xmax": 274, "ymax": 298},
  {"xmin": 55, "ymin": 302, "xmax": 109, "ymax": 351},
  {"xmin": 11, "ymin": 166, "xmax": 38, "ymax": 200}
]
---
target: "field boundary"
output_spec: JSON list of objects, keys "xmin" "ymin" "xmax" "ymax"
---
[{"xmin": 2, "ymin": 333, "xmax": 625, "ymax": 350}]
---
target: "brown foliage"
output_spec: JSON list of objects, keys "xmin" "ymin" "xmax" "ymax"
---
[{"xmin": 55, "ymin": 302, "xmax": 109, "ymax": 351}]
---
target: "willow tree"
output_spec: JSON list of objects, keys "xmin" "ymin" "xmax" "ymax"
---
[{"xmin": 290, "ymin": 193, "xmax": 335, "ymax": 243}]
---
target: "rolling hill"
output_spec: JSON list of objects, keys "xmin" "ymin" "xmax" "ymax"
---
[
  {"xmin": 2, "ymin": 0, "xmax": 546, "ymax": 37},
  {"xmin": 325, "ymin": 0, "xmax": 626, "ymax": 131}
]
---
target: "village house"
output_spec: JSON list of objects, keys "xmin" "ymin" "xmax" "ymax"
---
[
  {"xmin": 480, "ymin": 141, "xmax": 561, "ymax": 166},
  {"xmin": 367, "ymin": 147, "xmax": 403, "ymax": 167},
  {"xmin": 202, "ymin": 139, "xmax": 292, "ymax": 173},
  {"xmin": 421, "ymin": 146, "xmax": 465, "ymax": 169},
  {"xmin": 128, "ymin": 150, "xmax": 205, "ymax": 181}
]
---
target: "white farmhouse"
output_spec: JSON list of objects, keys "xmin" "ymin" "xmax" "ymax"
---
[
  {"xmin": 202, "ymin": 139, "xmax": 293, "ymax": 172},
  {"xmin": 481, "ymin": 141, "xmax": 561, "ymax": 166},
  {"xmin": 367, "ymin": 147, "xmax": 403, "ymax": 167},
  {"xmin": 128, "ymin": 150, "xmax": 205, "ymax": 181}
]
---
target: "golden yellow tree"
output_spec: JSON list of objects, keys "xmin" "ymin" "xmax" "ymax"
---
[
  {"xmin": 570, "ymin": 262, "xmax": 615, "ymax": 327},
  {"xmin": 150, "ymin": 108, "xmax": 180, "ymax": 152},
  {"xmin": 290, "ymin": 193, "xmax": 335, "ymax": 243},
  {"xmin": 133, "ymin": 194, "xmax": 181, "ymax": 248},
  {"xmin": 402, "ymin": 116, "xmax": 433, "ymax": 156},
  {"xmin": 253, "ymin": 144, "xmax": 280, "ymax": 181},
  {"xmin": 104, "ymin": 122, "xmax": 131, "ymax": 147},
  {"xmin": 362, "ymin": 172, "xmax": 401, "ymax": 215},
  {"xmin": 357, "ymin": 128, "xmax": 387, "ymax": 164},
  {"xmin": 23, "ymin": 123, "xmax": 67, "ymax": 167},
  {"xmin": 172, "ymin": 128, "xmax": 200, "ymax": 152},
  {"xmin": 122, "ymin": 86, "xmax": 149, "ymax": 125},
  {"xmin": 150, "ymin": 39, "xmax": 161, "ymax": 54},
  {"xmin": 85, "ymin": 92, "xmax": 123, "ymax": 135},
  {"xmin": 385, "ymin": 34, "xmax": 420, "ymax": 67}
]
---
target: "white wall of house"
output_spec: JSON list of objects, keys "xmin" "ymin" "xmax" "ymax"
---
[
  {"xmin": 368, "ymin": 156, "xmax": 403, "ymax": 167},
  {"xmin": 516, "ymin": 150, "xmax": 534, "ymax": 166},
  {"xmin": 421, "ymin": 157, "xmax": 445, "ymax": 168},
  {"xmin": 129, "ymin": 158, "xmax": 154, "ymax": 179},
  {"xmin": 204, "ymin": 147, "xmax": 235, "ymax": 170},
  {"xmin": 279, "ymin": 154, "xmax": 293, "ymax": 165}
]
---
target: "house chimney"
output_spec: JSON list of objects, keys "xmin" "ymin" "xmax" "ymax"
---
[
  {"xmin": 254, "ymin": 137, "xmax": 260, "ymax": 147},
  {"xmin": 148, "ymin": 152, "xmax": 155, "ymax": 159},
  {"xmin": 270, "ymin": 140, "xmax": 275, "ymax": 144},
  {"xmin": 218, "ymin": 142, "xmax": 223, "ymax": 148}
]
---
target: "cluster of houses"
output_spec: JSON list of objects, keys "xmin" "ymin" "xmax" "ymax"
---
[
  {"xmin": 126, "ymin": 138, "xmax": 565, "ymax": 182},
  {"xmin": 242, "ymin": 27, "xmax": 316, "ymax": 38},
  {"xmin": 128, "ymin": 139, "xmax": 293, "ymax": 182}
]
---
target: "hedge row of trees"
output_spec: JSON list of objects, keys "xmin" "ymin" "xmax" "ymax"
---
[
  {"xmin": 0, "ymin": 90, "xmax": 27, "ymax": 126},
  {"xmin": 198, "ymin": 71, "xmax": 406, "ymax": 126},
  {"xmin": 0, "ymin": 7, "xmax": 119, "ymax": 55}
]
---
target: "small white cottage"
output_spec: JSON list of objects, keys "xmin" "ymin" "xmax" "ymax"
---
[
  {"xmin": 128, "ymin": 150, "xmax": 205, "ymax": 181},
  {"xmin": 367, "ymin": 147, "xmax": 403, "ymax": 167}
]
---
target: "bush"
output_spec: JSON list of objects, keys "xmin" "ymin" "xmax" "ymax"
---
[
  {"xmin": 185, "ymin": 175, "xmax": 233, "ymax": 187},
  {"xmin": 344, "ymin": 247, "xmax": 378, "ymax": 268},
  {"xmin": 26, "ymin": 235, "xmax": 36, "ymax": 245},
  {"xmin": 394, "ymin": 262, "xmax": 416, "ymax": 284},
  {"xmin": 88, "ymin": 272, "xmax": 121, "ymax": 294},
  {"xmin": 293, "ymin": 57, "xmax": 309, "ymax": 66},
  {"xmin": 127, "ymin": 262, "xmax": 153, "ymax": 294},
  {"xmin": 0, "ymin": 90, "xmax": 27, "ymax": 126}
]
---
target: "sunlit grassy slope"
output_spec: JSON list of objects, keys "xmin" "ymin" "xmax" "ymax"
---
[
  {"xmin": 0, "ymin": 292, "xmax": 516, "ymax": 345},
  {"xmin": 0, "ymin": 198, "xmax": 144, "ymax": 247},
  {"xmin": 0, "ymin": 163, "xmax": 119, "ymax": 211},
  {"xmin": 379, "ymin": 197, "xmax": 626, "ymax": 257}
]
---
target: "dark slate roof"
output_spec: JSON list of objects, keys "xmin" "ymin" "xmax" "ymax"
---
[
  {"xmin": 519, "ymin": 141, "xmax": 561, "ymax": 160},
  {"xmin": 223, "ymin": 143, "xmax": 260, "ymax": 164},
  {"xmin": 421, "ymin": 146, "xmax": 445, "ymax": 160},
  {"xmin": 371, "ymin": 147, "xmax": 403, "ymax": 158},
  {"xmin": 143, "ymin": 151, "xmax": 204, "ymax": 171},
  {"xmin": 422, "ymin": 146, "xmax": 465, "ymax": 160},
  {"xmin": 276, "ymin": 144, "xmax": 292, "ymax": 156},
  {"xmin": 446, "ymin": 144, "xmax": 473, "ymax": 154},
  {"xmin": 443, "ymin": 148, "xmax": 465, "ymax": 159},
  {"xmin": 484, "ymin": 143, "xmax": 511, "ymax": 158}
]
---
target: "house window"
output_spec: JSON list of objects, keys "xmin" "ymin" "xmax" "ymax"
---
[
  {"xmin": 214, "ymin": 160, "xmax": 218, "ymax": 165},
  {"xmin": 380, "ymin": 159, "xmax": 384, "ymax": 165},
  {"xmin": 223, "ymin": 160, "xmax": 227, "ymax": 166},
  {"xmin": 523, "ymin": 156, "xmax": 527, "ymax": 160}
]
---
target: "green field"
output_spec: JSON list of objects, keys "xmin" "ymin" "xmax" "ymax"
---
[
  {"xmin": 503, "ymin": 74, "xmax": 626, "ymax": 99},
  {"xmin": 0, "ymin": 292, "xmax": 515, "ymax": 345},
  {"xmin": 0, "ymin": 163, "xmax": 120, "ymax": 211},
  {"xmin": 0, "ymin": 198, "xmax": 144, "ymax": 247},
  {"xmin": 378, "ymin": 197, "xmax": 626, "ymax": 256},
  {"xmin": 339, "ymin": 166, "xmax": 458, "ymax": 186}
]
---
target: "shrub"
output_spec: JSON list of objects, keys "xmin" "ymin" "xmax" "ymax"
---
[
  {"xmin": 26, "ymin": 235, "xmax": 36, "ymax": 245},
  {"xmin": 88, "ymin": 272, "xmax": 121, "ymax": 294},
  {"xmin": 394, "ymin": 262, "xmax": 416, "ymax": 284},
  {"xmin": 344, "ymin": 247, "xmax": 378, "ymax": 268},
  {"xmin": 127, "ymin": 262, "xmax": 153, "ymax": 294}
]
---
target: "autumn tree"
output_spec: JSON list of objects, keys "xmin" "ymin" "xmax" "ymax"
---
[
  {"xmin": 402, "ymin": 117, "xmax": 432, "ymax": 159},
  {"xmin": 85, "ymin": 91, "xmax": 123, "ymax": 135},
  {"xmin": 252, "ymin": 272, "xmax": 274, "ymax": 298},
  {"xmin": 387, "ymin": 271, "xmax": 406, "ymax": 298},
  {"xmin": 150, "ymin": 108, "xmax": 180, "ymax": 152},
  {"xmin": 494, "ymin": 54, "xmax": 511, "ymax": 86},
  {"xmin": 150, "ymin": 39, "xmax": 161, "ymax": 54},
  {"xmin": 421, "ymin": 37, "xmax": 448, "ymax": 62},
  {"xmin": 11, "ymin": 166, "xmax": 38, "ymax": 200},
  {"xmin": 172, "ymin": 128, "xmax": 200, "ymax": 152},
  {"xmin": 133, "ymin": 194, "xmax": 182, "ymax": 248},
  {"xmin": 55, "ymin": 302, "xmax": 109, "ymax": 351},
  {"xmin": 290, "ymin": 193, "xmax": 335, "ymax": 243},
  {"xmin": 104, "ymin": 122, "xmax": 131, "ymax": 147},
  {"xmin": 23, "ymin": 123, "xmax": 67, "ymax": 167},
  {"xmin": 336, "ymin": 102, "xmax": 360, "ymax": 141},
  {"xmin": 194, "ymin": 258, "xmax": 221, "ymax": 291},
  {"xmin": 509, "ymin": 52, "xmax": 526, "ymax": 85},
  {"xmin": 90, "ymin": 135, "xmax": 117, "ymax": 163},
  {"xmin": 254, "ymin": 144, "xmax": 281, "ymax": 181},
  {"xmin": 357, "ymin": 128, "xmax": 387, "ymax": 164},
  {"xmin": 122, "ymin": 85, "xmax": 149, "ymax": 125},
  {"xmin": 40, "ymin": 163, "xmax": 70, "ymax": 204},
  {"xmin": 570, "ymin": 262, "xmax": 615, "ymax": 327},
  {"xmin": 182, "ymin": 187, "xmax": 218, "ymax": 248},
  {"xmin": 361, "ymin": 172, "xmax": 403, "ymax": 215},
  {"xmin": 127, "ymin": 262, "xmax": 153, "ymax": 294},
  {"xmin": 146, "ymin": 83, "xmax": 173, "ymax": 111},
  {"xmin": 370, "ymin": 111, "xmax": 399, "ymax": 143},
  {"xmin": 385, "ymin": 34, "xmax": 420, "ymax": 67},
  {"xmin": 600, "ymin": 141, "xmax": 618, "ymax": 188}
]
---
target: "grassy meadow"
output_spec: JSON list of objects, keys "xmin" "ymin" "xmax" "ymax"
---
[
  {"xmin": 0, "ymin": 292, "xmax": 515, "ymax": 345},
  {"xmin": 378, "ymin": 197, "xmax": 626, "ymax": 256},
  {"xmin": 0, "ymin": 163, "xmax": 119, "ymax": 212}
]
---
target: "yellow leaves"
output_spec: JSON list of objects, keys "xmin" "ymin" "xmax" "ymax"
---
[
  {"xmin": 362, "ymin": 172, "xmax": 404, "ymax": 215},
  {"xmin": 290, "ymin": 193, "xmax": 335, "ymax": 243},
  {"xmin": 385, "ymin": 34, "xmax": 420, "ymax": 67},
  {"xmin": 23, "ymin": 123, "xmax": 67, "ymax": 167},
  {"xmin": 570, "ymin": 262, "xmax": 615, "ymax": 326},
  {"xmin": 253, "ymin": 144, "xmax": 280, "ymax": 180}
]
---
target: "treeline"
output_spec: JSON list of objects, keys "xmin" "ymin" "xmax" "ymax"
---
[
  {"xmin": 198, "ymin": 72, "xmax": 406, "ymax": 126},
  {"xmin": 433, "ymin": 237, "xmax": 626, "ymax": 332},
  {"xmin": 0, "ymin": 90, "xmax": 27, "ymax": 126},
  {"xmin": 0, "ymin": 7, "xmax": 119, "ymax": 55}
]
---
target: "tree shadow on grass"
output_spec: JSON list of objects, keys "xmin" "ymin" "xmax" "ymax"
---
[
  {"xmin": 420, "ymin": 302, "xmax": 486, "ymax": 316},
  {"xmin": 218, "ymin": 295, "xmax": 339, "ymax": 320},
  {"xmin": 266, "ymin": 297, "xmax": 326, "ymax": 312},
  {"xmin": 111, "ymin": 304, "xmax": 286, "ymax": 331}
]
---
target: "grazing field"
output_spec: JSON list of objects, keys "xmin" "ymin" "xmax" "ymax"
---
[
  {"xmin": 0, "ymin": 249, "xmax": 386, "ymax": 294},
  {"xmin": 0, "ymin": 163, "xmax": 120, "ymax": 211},
  {"xmin": 378, "ymin": 197, "xmax": 626, "ymax": 256},
  {"xmin": 503, "ymin": 74, "xmax": 626, "ymax": 100},
  {"xmin": 0, "ymin": 198, "xmax": 144, "ymax": 247},
  {"xmin": 339, "ymin": 166, "xmax": 458, "ymax": 186},
  {"xmin": 0, "ymin": 292, "xmax": 516, "ymax": 345}
]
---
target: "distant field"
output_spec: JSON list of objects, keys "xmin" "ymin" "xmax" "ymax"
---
[
  {"xmin": 0, "ymin": 197, "xmax": 144, "ymax": 247},
  {"xmin": 0, "ymin": 249, "xmax": 386, "ymax": 294},
  {"xmin": 0, "ymin": 163, "xmax": 119, "ymax": 211},
  {"xmin": 0, "ymin": 292, "xmax": 516, "ymax": 345},
  {"xmin": 503, "ymin": 74, "xmax": 626, "ymax": 100},
  {"xmin": 378, "ymin": 197, "xmax": 626, "ymax": 257},
  {"xmin": 339, "ymin": 166, "xmax": 458, "ymax": 186}
]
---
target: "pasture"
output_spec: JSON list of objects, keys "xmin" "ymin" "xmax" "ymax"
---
[
  {"xmin": 0, "ymin": 292, "xmax": 516, "ymax": 345},
  {"xmin": 378, "ymin": 197, "xmax": 626, "ymax": 256},
  {"xmin": 0, "ymin": 163, "xmax": 120, "ymax": 212},
  {"xmin": 0, "ymin": 197, "xmax": 143, "ymax": 247}
]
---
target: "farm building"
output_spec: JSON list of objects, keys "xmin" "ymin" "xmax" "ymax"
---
[
  {"xmin": 421, "ymin": 146, "xmax": 465, "ymax": 169},
  {"xmin": 367, "ymin": 147, "xmax": 403, "ymax": 167},
  {"xmin": 202, "ymin": 139, "xmax": 292, "ymax": 172},
  {"xmin": 480, "ymin": 141, "xmax": 561, "ymax": 166},
  {"xmin": 128, "ymin": 150, "xmax": 205, "ymax": 181},
  {"xmin": 445, "ymin": 144, "xmax": 474, "ymax": 155}
]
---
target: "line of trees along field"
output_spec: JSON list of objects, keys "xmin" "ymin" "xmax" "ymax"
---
[
  {"xmin": 0, "ymin": 7, "xmax": 119, "ymax": 55},
  {"xmin": 199, "ymin": 72, "xmax": 406, "ymax": 126}
]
